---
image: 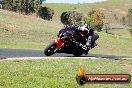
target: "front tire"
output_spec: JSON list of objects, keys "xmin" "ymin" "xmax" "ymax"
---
[{"xmin": 44, "ymin": 42, "xmax": 57, "ymax": 56}]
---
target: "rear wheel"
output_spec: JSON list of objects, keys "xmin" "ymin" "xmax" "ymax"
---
[{"xmin": 44, "ymin": 42, "xmax": 57, "ymax": 56}]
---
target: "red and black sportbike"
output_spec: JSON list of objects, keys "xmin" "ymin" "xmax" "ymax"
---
[{"xmin": 44, "ymin": 30, "xmax": 93, "ymax": 56}]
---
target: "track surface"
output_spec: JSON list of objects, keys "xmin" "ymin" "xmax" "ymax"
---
[{"xmin": 0, "ymin": 48, "xmax": 132, "ymax": 59}]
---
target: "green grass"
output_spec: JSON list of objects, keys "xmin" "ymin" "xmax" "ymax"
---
[
  {"xmin": 108, "ymin": 29, "xmax": 131, "ymax": 37},
  {"xmin": 90, "ymin": 32, "xmax": 132, "ymax": 56},
  {"xmin": 0, "ymin": 58, "xmax": 132, "ymax": 88},
  {"xmin": 0, "ymin": 10, "xmax": 63, "ymax": 50}
]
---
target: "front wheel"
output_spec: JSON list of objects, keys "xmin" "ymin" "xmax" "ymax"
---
[{"xmin": 44, "ymin": 42, "xmax": 57, "ymax": 56}]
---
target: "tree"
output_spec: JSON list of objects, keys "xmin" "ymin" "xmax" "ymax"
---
[
  {"xmin": 38, "ymin": 6, "xmax": 54, "ymax": 21},
  {"xmin": 103, "ymin": 23, "xmax": 111, "ymax": 33},
  {"xmin": 2, "ymin": 0, "xmax": 13, "ymax": 10},
  {"xmin": 84, "ymin": 9, "xmax": 105, "ymax": 32},
  {"xmin": 128, "ymin": 7, "xmax": 132, "ymax": 36},
  {"xmin": 60, "ymin": 11, "xmax": 83, "ymax": 25},
  {"xmin": 113, "ymin": 14, "xmax": 118, "ymax": 21},
  {"xmin": 2, "ymin": 0, "xmax": 45, "ymax": 15},
  {"xmin": 120, "ymin": 16, "xmax": 126, "ymax": 25},
  {"xmin": 128, "ymin": 8, "xmax": 132, "ymax": 26}
]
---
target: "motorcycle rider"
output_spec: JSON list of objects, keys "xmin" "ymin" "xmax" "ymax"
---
[
  {"xmin": 58, "ymin": 24, "xmax": 99, "ymax": 54},
  {"xmin": 77, "ymin": 24, "xmax": 99, "ymax": 52}
]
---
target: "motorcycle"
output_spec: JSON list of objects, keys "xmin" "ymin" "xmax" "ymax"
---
[{"xmin": 44, "ymin": 30, "xmax": 92, "ymax": 56}]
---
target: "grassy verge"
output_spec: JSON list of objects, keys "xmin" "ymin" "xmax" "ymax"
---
[
  {"xmin": 90, "ymin": 32, "xmax": 132, "ymax": 56},
  {"xmin": 0, "ymin": 58, "xmax": 132, "ymax": 88}
]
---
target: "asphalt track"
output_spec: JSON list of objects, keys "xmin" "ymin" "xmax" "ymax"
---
[{"xmin": 0, "ymin": 48, "xmax": 132, "ymax": 60}]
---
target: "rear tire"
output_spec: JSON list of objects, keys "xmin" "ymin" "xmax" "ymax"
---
[{"xmin": 44, "ymin": 42, "xmax": 57, "ymax": 56}]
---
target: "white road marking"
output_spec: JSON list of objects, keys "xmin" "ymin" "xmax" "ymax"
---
[
  {"xmin": 1, "ymin": 57, "xmax": 97, "ymax": 60},
  {"xmin": 1, "ymin": 57, "xmax": 132, "ymax": 60}
]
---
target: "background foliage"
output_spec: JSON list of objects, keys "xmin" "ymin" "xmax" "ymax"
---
[
  {"xmin": 128, "ymin": 7, "xmax": 132, "ymax": 36},
  {"xmin": 84, "ymin": 9, "xmax": 105, "ymax": 32},
  {"xmin": 60, "ymin": 11, "xmax": 83, "ymax": 25}
]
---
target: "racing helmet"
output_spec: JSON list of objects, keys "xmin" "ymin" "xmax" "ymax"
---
[{"xmin": 78, "ymin": 24, "xmax": 89, "ymax": 36}]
